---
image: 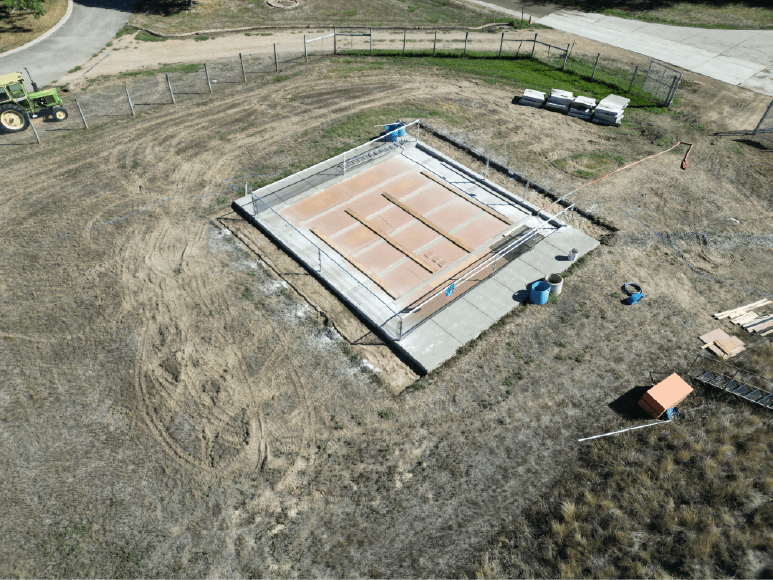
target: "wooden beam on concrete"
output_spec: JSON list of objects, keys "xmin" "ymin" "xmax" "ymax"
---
[
  {"xmin": 345, "ymin": 209, "xmax": 437, "ymax": 274},
  {"xmin": 381, "ymin": 193, "xmax": 474, "ymax": 253},
  {"xmin": 420, "ymin": 171, "xmax": 514, "ymax": 225}
]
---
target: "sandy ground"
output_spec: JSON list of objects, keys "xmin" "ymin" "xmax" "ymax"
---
[{"xmin": 1, "ymin": 46, "xmax": 772, "ymax": 577}]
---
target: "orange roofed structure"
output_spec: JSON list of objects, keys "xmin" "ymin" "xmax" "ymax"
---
[{"xmin": 638, "ymin": 373, "xmax": 693, "ymax": 419}]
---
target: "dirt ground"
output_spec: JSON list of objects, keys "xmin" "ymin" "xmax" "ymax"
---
[{"xmin": 1, "ymin": 40, "xmax": 773, "ymax": 578}]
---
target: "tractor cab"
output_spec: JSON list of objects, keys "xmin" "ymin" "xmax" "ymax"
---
[{"xmin": 0, "ymin": 71, "xmax": 68, "ymax": 134}]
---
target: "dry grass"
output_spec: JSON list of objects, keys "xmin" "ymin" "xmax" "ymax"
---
[
  {"xmin": 476, "ymin": 397, "xmax": 773, "ymax": 578},
  {"xmin": 0, "ymin": 0, "xmax": 69, "ymax": 54}
]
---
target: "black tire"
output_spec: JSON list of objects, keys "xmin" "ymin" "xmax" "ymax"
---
[
  {"xmin": 0, "ymin": 103, "xmax": 30, "ymax": 134},
  {"xmin": 52, "ymin": 106, "xmax": 68, "ymax": 122}
]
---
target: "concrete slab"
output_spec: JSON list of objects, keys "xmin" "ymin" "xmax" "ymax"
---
[
  {"xmin": 693, "ymin": 55, "xmax": 766, "ymax": 85},
  {"xmin": 397, "ymin": 319, "xmax": 462, "ymax": 371},
  {"xmin": 460, "ymin": 277, "xmax": 519, "ymax": 320},
  {"xmin": 518, "ymin": 240, "xmax": 567, "ymax": 273},
  {"xmin": 431, "ymin": 298, "xmax": 494, "ymax": 345},
  {"xmin": 543, "ymin": 226, "xmax": 600, "ymax": 255},
  {"xmin": 491, "ymin": 258, "xmax": 544, "ymax": 297}
]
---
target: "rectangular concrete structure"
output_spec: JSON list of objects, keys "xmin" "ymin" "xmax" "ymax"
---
[{"xmin": 234, "ymin": 133, "xmax": 598, "ymax": 372}]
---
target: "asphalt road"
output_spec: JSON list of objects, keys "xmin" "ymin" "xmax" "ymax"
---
[{"xmin": 0, "ymin": 0, "xmax": 136, "ymax": 88}]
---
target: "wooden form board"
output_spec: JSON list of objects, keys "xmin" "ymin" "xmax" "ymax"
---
[
  {"xmin": 345, "ymin": 209, "xmax": 437, "ymax": 274},
  {"xmin": 381, "ymin": 193, "xmax": 474, "ymax": 253},
  {"xmin": 310, "ymin": 228, "xmax": 401, "ymax": 300},
  {"xmin": 420, "ymin": 171, "xmax": 514, "ymax": 226},
  {"xmin": 714, "ymin": 299, "xmax": 771, "ymax": 319}
]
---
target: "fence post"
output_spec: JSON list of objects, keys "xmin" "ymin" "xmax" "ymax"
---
[
  {"xmin": 125, "ymin": 85, "xmax": 135, "ymax": 116},
  {"xmin": 403, "ymin": 29, "xmax": 406, "ymax": 55},
  {"xmin": 433, "ymin": 30, "xmax": 437, "ymax": 56},
  {"xmin": 303, "ymin": 36, "xmax": 308, "ymax": 63},
  {"xmin": 166, "ymin": 74, "xmax": 175, "ymax": 104},
  {"xmin": 333, "ymin": 27, "xmax": 337, "ymax": 54},
  {"xmin": 370, "ymin": 28, "xmax": 372, "ymax": 55},
  {"xmin": 463, "ymin": 31, "xmax": 468, "ymax": 56},
  {"xmin": 25, "ymin": 112, "xmax": 40, "ymax": 143},
  {"xmin": 591, "ymin": 53, "xmax": 600, "ymax": 79},
  {"xmin": 273, "ymin": 44, "xmax": 279, "ymax": 72},
  {"xmin": 240, "ymin": 53, "xmax": 247, "ymax": 81},
  {"xmin": 75, "ymin": 98, "xmax": 88, "ymax": 129},
  {"xmin": 668, "ymin": 72, "xmax": 683, "ymax": 107},
  {"xmin": 204, "ymin": 63, "xmax": 212, "ymax": 93},
  {"xmin": 753, "ymin": 99, "xmax": 773, "ymax": 134},
  {"xmin": 628, "ymin": 65, "xmax": 638, "ymax": 92},
  {"xmin": 499, "ymin": 32, "xmax": 504, "ymax": 58},
  {"xmin": 531, "ymin": 33, "xmax": 537, "ymax": 58},
  {"xmin": 561, "ymin": 44, "xmax": 569, "ymax": 70}
]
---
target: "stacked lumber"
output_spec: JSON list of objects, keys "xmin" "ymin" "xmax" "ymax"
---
[
  {"xmin": 545, "ymin": 89, "xmax": 574, "ymax": 113},
  {"xmin": 519, "ymin": 89, "xmax": 546, "ymax": 108},
  {"xmin": 700, "ymin": 329, "xmax": 745, "ymax": 359},
  {"xmin": 714, "ymin": 299, "xmax": 773, "ymax": 337},
  {"xmin": 593, "ymin": 94, "xmax": 630, "ymax": 126},
  {"xmin": 568, "ymin": 96, "xmax": 596, "ymax": 120}
]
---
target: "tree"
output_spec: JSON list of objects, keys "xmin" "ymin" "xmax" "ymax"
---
[{"xmin": 4, "ymin": 0, "xmax": 46, "ymax": 18}]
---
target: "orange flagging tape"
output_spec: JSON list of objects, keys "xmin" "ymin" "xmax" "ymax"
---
[{"xmin": 536, "ymin": 141, "xmax": 693, "ymax": 217}]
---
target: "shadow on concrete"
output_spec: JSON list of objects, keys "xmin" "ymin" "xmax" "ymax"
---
[
  {"xmin": 73, "ymin": 0, "xmax": 138, "ymax": 14},
  {"xmin": 608, "ymin": 385, "xmax": 652, "ymax": 419}
]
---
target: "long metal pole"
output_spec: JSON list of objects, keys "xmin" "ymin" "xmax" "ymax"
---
[
  {"xmin": 166, "ymin": 74, "xmax": 175, "ymax": 104},
  {"xmin": 333, "ymin": 27, "xmax": 337, "ymax": 54},
  {"xmin": 561, "ymin": 44, "xmax": 569, "ymax": 70},
  {"xmin": 204, "ymin": 63, "xmax": 212, "ymax": 93},
  {"xmin": 499, "ymin": 32, "xmax": 504, "ymax": 57},
  {"xmin": 303, "ymin": 36, "xmax": 308, "ymax": 63},
  {"xmin": 26, "ymin": 112, "xmax": 40, "ymax": 143},
  {"xmin": 753, "ymin": 99, "xmax": 773, "ymax": 134},
  {"xmin": 433, "ymin": 30, "xmax": 437, "ymax": 56},
  {"xmin": 273, "ymin": 44, "xmax": 278, "ymax": 72},
  {"xmin": 403, "ymin": 29, "xmax": 406, "ymax": 55},
  {"xmin": 578, "ymin": 419, "xmax": 671, "ymax": 442},
  {"xmin": 591, "ymin": 53, "xmax": 600, "ymax": 79},
  {"xmin": 531, "ymin": 33, "xmax": 537, "ymax": 58},
  {"xmin": 125, "ymin": 85, "xmax": 135, "ymax": 116},
  {"xmin": 370, "ymin": 28, "xmax": 372, "ymax": 54},
  {"xmin": 75, "ymin": 98, "xmax": 88, "ymax": 129},
  {"xmin": 463, "ymin": 31, "xmax": 468, "ymax": 56},
  {"xmin": 240, "ymin": 53, "xmax": 247, "ymax": 81},
  {"xmin": 628, "ymin": 65, "xmax": 638, "ymax": 92}
]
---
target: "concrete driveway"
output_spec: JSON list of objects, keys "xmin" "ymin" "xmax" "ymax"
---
[
  {"xmin": 0, "ymin": 0, "xmax": 136, "ymax": 88},
  {"xmin": 537, "ymin": 10, "xmax": 773, "ymax": 97}
]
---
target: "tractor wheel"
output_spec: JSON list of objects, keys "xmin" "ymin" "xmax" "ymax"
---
[
  {"xmin": 52, "ymin": 107, "xmax": 69, "ymax": 122},
  {"xmin": 0, "ymin": 104, "xmax": 30, "ymax": 134}
]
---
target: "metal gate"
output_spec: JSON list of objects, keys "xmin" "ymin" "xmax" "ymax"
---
[
  {"xmin": 754, "ymin": 99, "xmax": 773, "ymax": 134},
  {"xmin": 642, "ymin": 60, "xmax": 683, "ymax": 106}
]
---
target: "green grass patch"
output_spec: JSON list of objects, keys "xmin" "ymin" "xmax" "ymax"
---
[
  {"xmin": 119, "ymin": 63, "xmax": 202, "ymax": 78},
  {"xmin": 114, "ymin": 25, "xmax": 135, "ymax": 38},
  {"xmin": 67, "ymin": 66, "xmax": 82, "ymax": 74},
  {"xmin": 135, "ymin": 30, "xmax": 166, "ymax": 42}
]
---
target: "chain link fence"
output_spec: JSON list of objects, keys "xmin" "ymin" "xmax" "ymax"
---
[{"xmin": 754, "ymin": 100, "xmax": 773, "ymax": 134}]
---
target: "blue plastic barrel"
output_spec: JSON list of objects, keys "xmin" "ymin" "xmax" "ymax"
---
[
  {"xmin": 530, "ymin": 281, "xmax": 551, "ymax": 305},
  {"xmin": 385, "ymin": 121, "xmax": 406, "ymax": 142}
]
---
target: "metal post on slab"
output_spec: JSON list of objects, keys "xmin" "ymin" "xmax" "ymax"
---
[
  {"xmin": 463, "ymin": 31, "xmax": 468, "ymax": 56},
  {"xmin": 26, "ymin": 112, "xmax": 40, "ymax": 143},
  {"xmin": 303, "ymin": 36, "xmax": 308, "ymax": 63},
  {"xmin": 753, "ymin": 99, "xmax": 773, "ymax": 134},
  {"xmin": 485, "ymin": 157, "xmax": 489, "ymax": 179},
  {"xmin": 531, "ymin": 33, "xmax": 537, "ymax": 58},
  {"xmin": 591, "ymin": 53, "xmax": 600, "ymax": 79},
  {"xmin": 204, "ymin": 63, "xmax": 212, "ymax": 93},
  {"xmin": 668, "ymin": 72, "xmax": 683, "ymax": 107},
  {"xmin": 240, "ymin": 53, "xmax": 247, "ymax": 81},
  {"xmin": 370, "ymin": 28, "xmax": 372, "ymax": 54},
  {"xmin": 273, "ymin": 44, "xmax": 278, "ymax": 72},
  {"xmin": 166, "ymin": 74, "xmax": 175, "ymax": 104},
  {"xmin": 433, "ymin": 30, "xmax": 437, "ymax": 56},
  {"xmin": 403, "ymin": 29, "xmax": 406, "ymax": 55},
  {"xmin": 75, "ymin": 98, "xmax": 88, "ymax": 129},
  {"xmin": 628, "ymin": 65, "xmax": 638, "ymax": 92},
  {"xmin": 125, "ymin": 85, "xmax": 135, "ymax": 116},
  {"xmin": 499, "ymin": 32, "xmax": 504, "ymax": 57},
  {"xmin": 333, "ymin": 27, "xmax": 337, "ymax": 54},
  {"xmin": 561, "ymin": 44, "xmax": 569, "ymax": 70}
]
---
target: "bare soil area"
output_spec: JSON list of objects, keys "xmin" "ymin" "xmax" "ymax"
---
[{"xmin": 1, "ymin": 48, "xmax": 772, "ymax": 578}]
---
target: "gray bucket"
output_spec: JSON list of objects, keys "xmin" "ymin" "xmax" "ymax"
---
[
  {"xmin": 545, "ymin": 273, "xmax": 563, "ymax": 295},
  {"xmin": 568, "ymin": 248, "xmax": 579, "ymax": 261}
]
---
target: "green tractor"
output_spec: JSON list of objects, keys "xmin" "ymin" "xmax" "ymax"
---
[{"xmin": 0, "ymin": 71, "xmax": 68, "ymax": 134}]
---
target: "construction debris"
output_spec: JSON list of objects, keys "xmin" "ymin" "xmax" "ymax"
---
[
  {"xmin": 700, "ymin": 328, "xmax": 746, "ymax": 359},
  {"xmin": 638, "ymin": 373, "xmax": 693, "ymax": 419},
  {"xmin": 714, "ymin": 299, "xmax": 773, "ymax": 335},
  {"xmin": 593, "ymin": 94, "xmax": 630, "ymax": 126},
  {"xmin": 545, "ymin": 89, "xmax": 574, "ymax": 113},
  {"xmin": 568, "ymin": 95, "xmax": 596, "ymax": 120},
  {"xmin": 519, "ymin": 89, "xmax": 546, "ymax": 108}
]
